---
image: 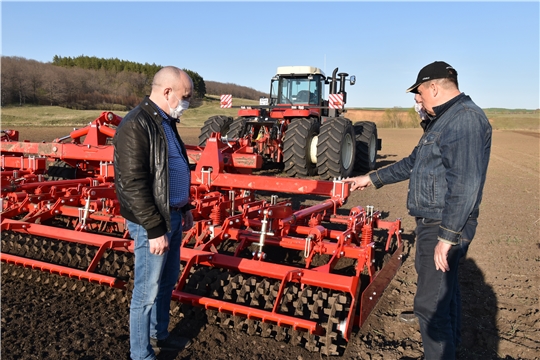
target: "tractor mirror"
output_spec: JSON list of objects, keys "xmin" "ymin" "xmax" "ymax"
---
[{"xmin": 350, "ymin": 75, "xmax": 356, "ymax": 86}]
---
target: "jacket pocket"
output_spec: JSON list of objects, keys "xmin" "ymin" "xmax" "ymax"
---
[
  {"xmin": 417, "ymin": 171, "xmax": 436, "ymax": 207},
  {"xmin": 418, "ymin": 132, "xmax": 438, "ymax": 155},
  {"xmin": 415, "ymin": 131, "xmax": 441, "ymax": 208},
  {"xmin": 429, "ymin": 172, "xmax": 436, "ymax": 205}
]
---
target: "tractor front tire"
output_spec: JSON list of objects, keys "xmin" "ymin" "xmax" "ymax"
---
[
  {"xmin": 353, "ymin": 121, "xmax": 378, "ymax": 172},
  {"xmin": 283, "ymin": 118, "xmax": 320, "ymax": 177},
  {"xmin": 316, "ymin": 117, "xmax": 356, "ymax": 180},
  {"xmin": 198, "ymin": 115, "xmax": 233, "ymax": 146}
]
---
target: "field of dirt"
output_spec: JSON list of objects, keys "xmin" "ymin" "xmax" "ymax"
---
[{"xmin": 2, "ymin": 126, "xmax": 539, "ymax": 360}]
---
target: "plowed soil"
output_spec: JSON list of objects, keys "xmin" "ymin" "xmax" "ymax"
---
[{"xmin": 2, "ymin": 127, "xmax": 539, "ymax": 360}]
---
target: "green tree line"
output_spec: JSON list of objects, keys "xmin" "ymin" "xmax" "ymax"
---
[
  {"xmin": 1, "ymin": 56, "xmax": 267, "ymax": 110},
  {"xmin": 52, "ymin": 55, "xmax": 162, "ymax": 77}
]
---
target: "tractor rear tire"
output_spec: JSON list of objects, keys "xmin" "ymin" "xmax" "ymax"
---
[
  {"xmin": 226, "ymin": 117, "xmax": 248, "ymax": 139},
  {"xmin": 353, "ymin": 121, "xmax": 378, "ymax": 172},
  {"xmin": 283, "ymin": 118, "xmax": 320, "ymax": 177},
  {"xmin": 198, "ymin": 115, "xmax": 233, "ymax": 146},
  {"xmin": 316, "ymin": 117, "xmax": 356, "ymax": 180}
]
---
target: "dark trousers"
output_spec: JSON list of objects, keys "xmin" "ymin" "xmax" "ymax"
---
[{"xmin": 414, "ymin": 217, "xmax": 476, "ymax": 360}]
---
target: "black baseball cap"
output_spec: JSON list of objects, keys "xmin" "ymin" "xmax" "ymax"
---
[{"xmin": 406, "ymin": 61, "xmax": 458, "ymax": 93}]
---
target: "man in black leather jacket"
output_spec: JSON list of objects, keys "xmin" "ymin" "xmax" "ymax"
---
[{"xmin": 113, "ymin": 66, "xmax": 194, "ymax": 360}]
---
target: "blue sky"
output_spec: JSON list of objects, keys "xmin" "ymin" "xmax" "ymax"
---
[{"xmin": 2, "ymin": 1, "xmax": 539, "ymax": 109}]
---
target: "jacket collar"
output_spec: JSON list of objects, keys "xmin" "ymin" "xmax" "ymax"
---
[
  {"xmin": 421, "ymin": 93, "xmax": 466, "ymax": 131},
  {"xmin": 140, "ymin": 96, "xmax": 167, "ymax": 125},
  {"xmin": 432, "ymin": 92, "xmax": 466, "ymax": 118},
  {"xmin": 142, "ymin": 96, "xmax": 181, "ymax": 124}
]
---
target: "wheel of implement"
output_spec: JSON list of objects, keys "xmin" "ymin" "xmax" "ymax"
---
[
  {"xmin": 316, "ymin": 117, "xmax": 356, "ymax": 180},
  {"xmin": 225, "ymin": 117, "xmax": 248, "ymax": 139},
  {"xmin": 46, "ymin": 159, "xmax": 78, "ymax": 180},
  {"xmin": 178, "ymin": 265, "xmax": 352, "ymax": 355},
  {"xmin": 198, "ymin": 115, "xmax": 233, "ymax": 146},
  {"xmin": 353, "ymin": 121, "xmax": 378, "ymax": 172},
  {"xmin": 283, "ymin": 118, "xmax": 320, "ymax": 177},
  {"xmin": 1, "ymin": 231, "xmax": 134, "ymax": 303}
]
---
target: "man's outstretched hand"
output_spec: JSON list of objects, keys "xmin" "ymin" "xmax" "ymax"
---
[{"xmin": 343, "ymin": 175, "xmax": 372, "ymax": 191}]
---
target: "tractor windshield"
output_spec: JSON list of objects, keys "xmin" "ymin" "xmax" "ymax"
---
[{"xmin": 271, "ymin": 76, "xmax": 321, "ymax": 105}]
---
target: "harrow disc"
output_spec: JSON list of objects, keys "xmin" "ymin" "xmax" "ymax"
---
[
  {"xmin": 1, "ymin": 231, "xmax": 134, "ymax": 303},
  {"xmin": 173, "ymin": 264, "xmax": 351, "ymax": 355}
]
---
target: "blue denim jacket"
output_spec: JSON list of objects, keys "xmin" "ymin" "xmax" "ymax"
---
[{"xmin": 369, "ymin": 93, "xmax": 492, "ymax": 244}]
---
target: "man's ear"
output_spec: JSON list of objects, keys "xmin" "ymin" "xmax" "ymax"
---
[
  {"xmin": 163, "ymin": 87, "xmax": 172, "ymax": 101},
  {"xmin": 430, "ymin": 82, "xmax": 439, "ymax": 98}
]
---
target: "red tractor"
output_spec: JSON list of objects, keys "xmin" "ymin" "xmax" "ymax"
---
[{"xmin": 198, "ymin": 66, "xmax": 381, "ymax": 180}]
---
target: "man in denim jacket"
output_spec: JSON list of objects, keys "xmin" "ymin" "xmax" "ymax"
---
[{"xmin": 345, "ymin": 61, "xmax": 492, "ymax": 359}]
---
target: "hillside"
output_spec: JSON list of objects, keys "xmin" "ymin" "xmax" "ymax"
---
[
  {"xmin": 1, "ymin": 56, "xmax": 267, "ymax": 110},
  {"xmin": 1, "ymin": 101, "xmax": 538, "ymax": 131}
]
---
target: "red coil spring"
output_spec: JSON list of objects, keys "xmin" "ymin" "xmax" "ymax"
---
[
  {"xmin": 210, "ymin": 206, "xmax": 223, "ymax": 225},
  {"xmin": 361, "ymin": 224, "xmax": 373, "ymax": 246}
]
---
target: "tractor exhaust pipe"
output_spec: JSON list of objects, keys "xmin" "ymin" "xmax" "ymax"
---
[
  {"xmin": 329, "ymin": 68, "xmax": 340, "ymax": 117},
  {"xmin": 338, "ymin": 72, "xmax": 349, "ymax": 104},
  {"xmin": 330, "ymin": 68, "xmax": 339, "ymax": 95}
]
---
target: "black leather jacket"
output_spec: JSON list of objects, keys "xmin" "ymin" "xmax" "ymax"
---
[{"xmin": 113, "ymin": 96, "xmax": 191, "ymax": 239}]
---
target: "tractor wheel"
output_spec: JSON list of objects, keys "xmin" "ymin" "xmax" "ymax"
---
[
  {"xmin": 283, "ymin": 118, "xmax": 320, "ymax": 177},
  {"xmin": 353, "ymin": 121, "xmax": 378, "ymax": 172},
  {"xmin": 198, "ymin": 115, "xmax": 233, "ymax": 146},
  {"xmin": 226, "ymin": 117, "xmax": 248, "ymax": 139},
  {"xmin": 316, "ymin": 117, "xmax": 356, "ymax": 180}
]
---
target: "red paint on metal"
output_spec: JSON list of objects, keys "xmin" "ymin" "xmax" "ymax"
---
[
  {"xmin": 1, "ymin": 253, "xmax": 125, "ymax": 289},
  {"xmin": 0, "ymin": 120, "xmax": 403, "ymax": 348}
]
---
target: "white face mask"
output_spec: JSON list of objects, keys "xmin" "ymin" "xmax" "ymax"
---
[
  {"xmin": 167, "ymin": 91, "xmax": 190, "ymax": 119},
  {"xmin": 414, "ymin": 102, "xmax": 428, "ymax": 121}
]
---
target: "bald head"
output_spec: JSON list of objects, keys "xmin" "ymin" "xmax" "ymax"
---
[{"xmin": 149, "ymin": 66, "xmax": 193, "ymax": 117}]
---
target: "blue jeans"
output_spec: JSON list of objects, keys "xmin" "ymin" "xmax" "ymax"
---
[
  {"xmin": 414, "ymin": 217, "xmax": 475, "ymax": 360},
  {"xmin": 127, "ymin": 211, "xmax": 183, "ymax": 360}
]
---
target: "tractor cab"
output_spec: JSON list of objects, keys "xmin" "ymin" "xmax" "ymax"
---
[{"xmin": 270, "ymin": 66, "xmax": 325, "ymax": 107}]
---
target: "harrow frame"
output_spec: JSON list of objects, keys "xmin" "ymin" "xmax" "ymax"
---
[{"xmin": 1, "ymin": 112, "xmax": 403, "ymax": 355}]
